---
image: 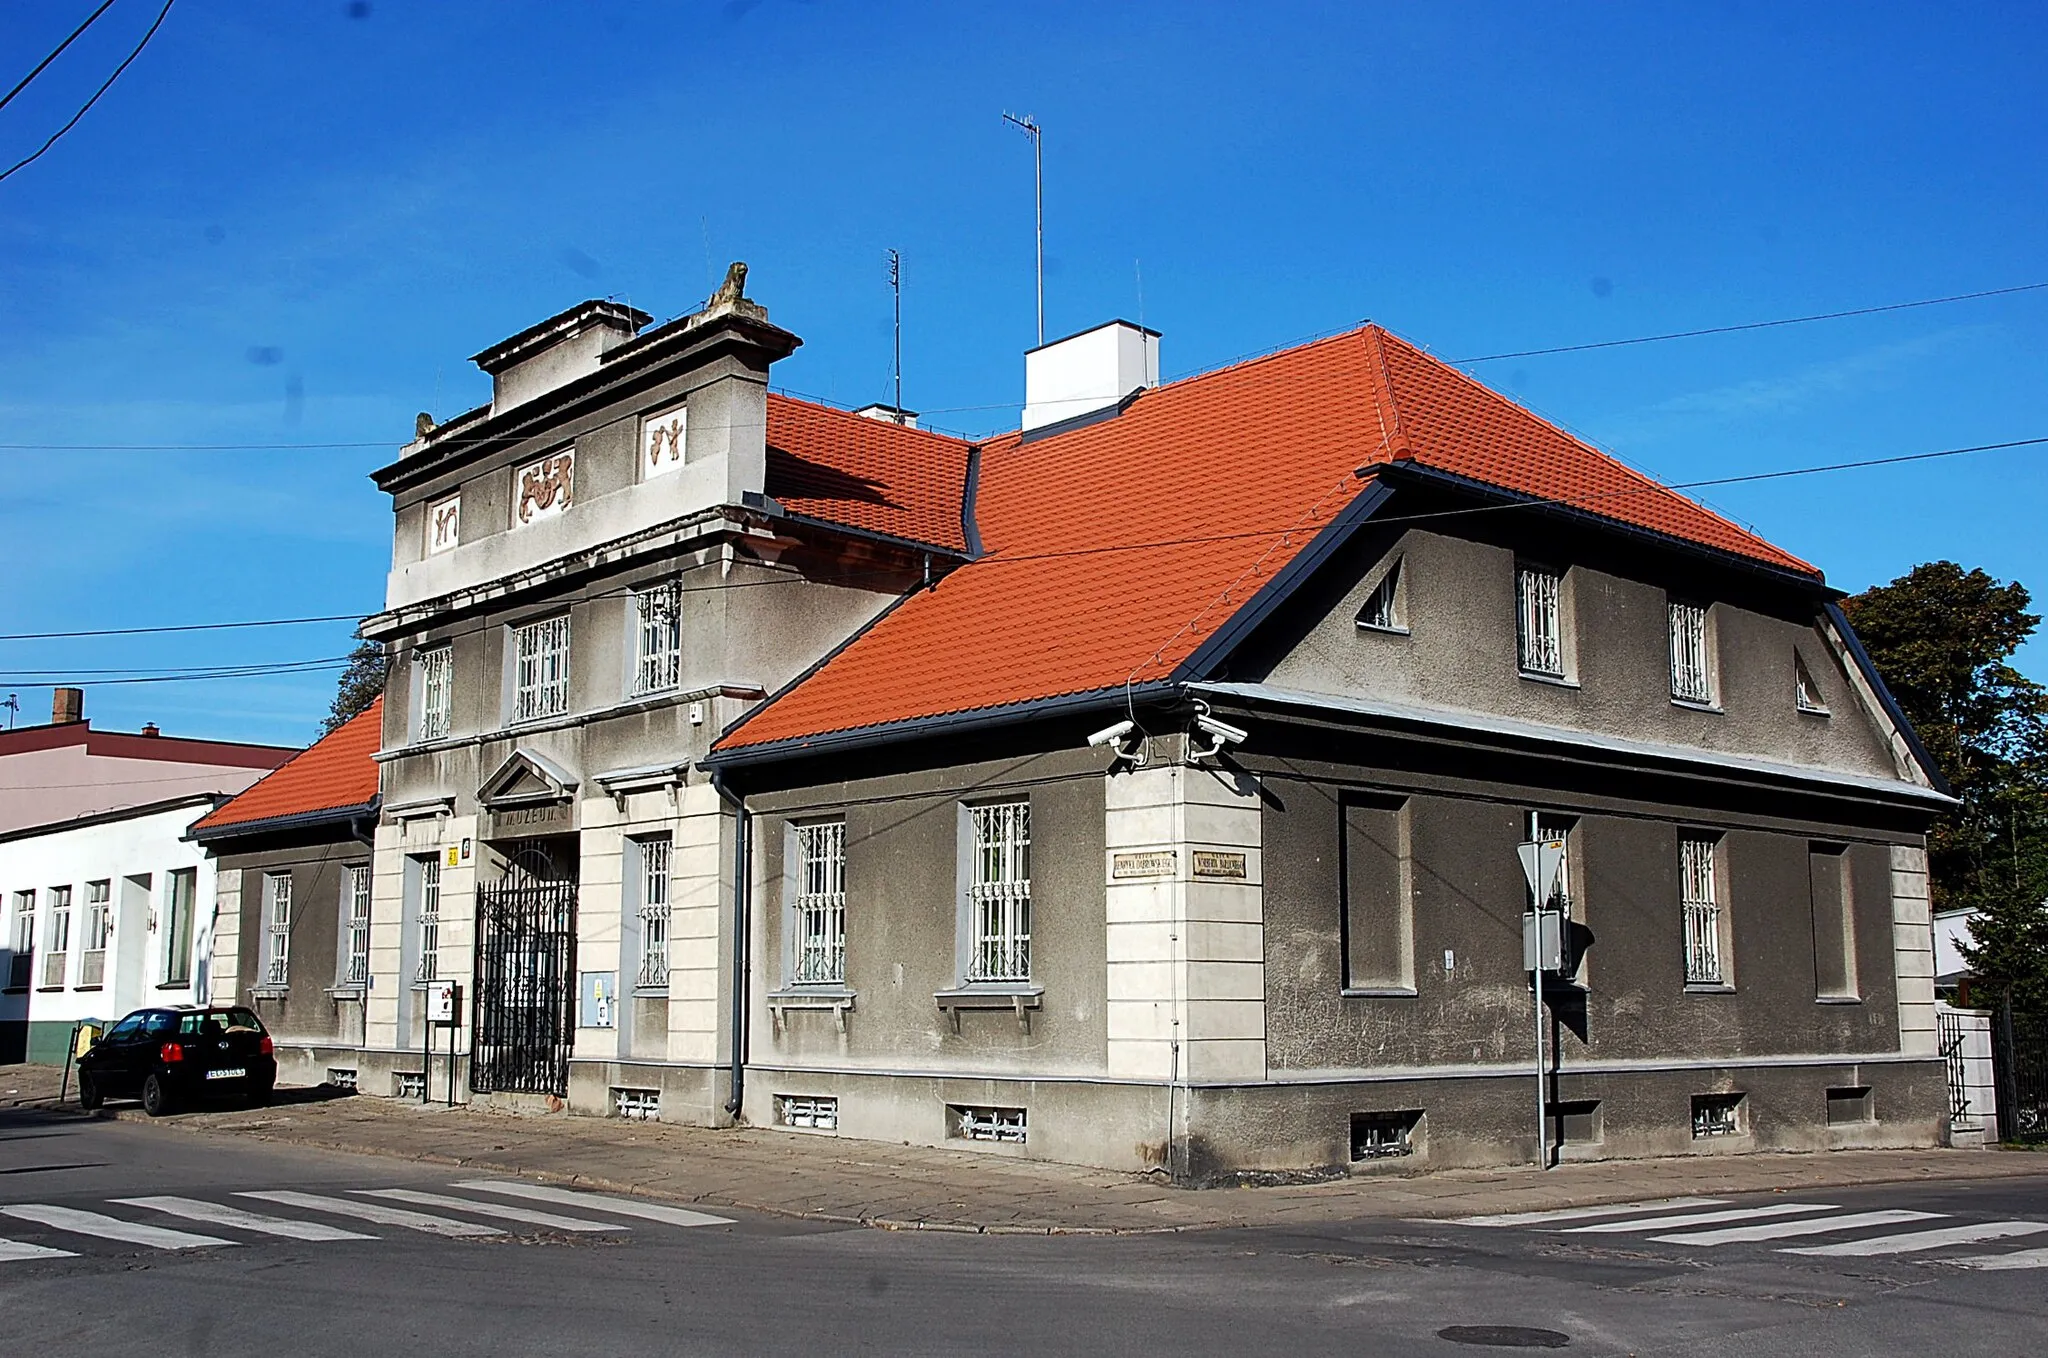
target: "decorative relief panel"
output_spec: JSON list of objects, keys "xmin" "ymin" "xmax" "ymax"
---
[
  {"xmin": 426, "ymin": 494, "xmax": 461, "ymax": 555},
  {"xmin": 640, "ymin": 404, "xmax": 687, "ymax": 480},
  {"xmin": 514, "ymin": 449, "xmax": 574, "ymax": 525}
]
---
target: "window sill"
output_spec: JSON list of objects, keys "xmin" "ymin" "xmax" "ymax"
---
[
  {"xmin": 1815, "ymin": 994, "xmax": 1863, "ymax": 1005},
  {"xmin": 768, "ymin": 987, "xmax": 856, "ymax": 1033},
  {"xmin": 1684, "ymin": 982, "xmax": 1736, "ymax": 995},
  {"xmin": 1342, "ymin": 986, "xmax": 1418, "ymax": 999},
  {"xmin": 1518, "ymin": 670, "xmax": 1580, "ymax": 690},
  {"xmin": 73, "ymin": 984, "xmax": 103, "ymax": 993},
  {"xmin": 1670, "ymin": 698, "xmax": 1724, "ymax": 715},
  {"xmin": 1, "ymin": 985, "xmax": 26, "ymax": 995},
  {"xmin": 326, "ymin": 985, "xmax": 366, "ymax": 1000},
  {"xmin": 250, "ymin": 986, "xmax": 289, "ymax": 1000},
  {"xmin": 935, "ymin": 985, "xmax": 1043, "ymax": 1033},
  {"xmin": 632, "ymin": 985, "xmax": 670, "ymax": 999},
  {"xmin": 156, "ymin": 980, "xmax": 194, "ymax": 991},
  {"xmin": 34, "ymin": 985, "xmax": 65, "ymax": 993}
]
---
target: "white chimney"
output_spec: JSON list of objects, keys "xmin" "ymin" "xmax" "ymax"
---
[{"xmin": 1021, "ymin": 320, "xmax": 1160, "ymax": 434}]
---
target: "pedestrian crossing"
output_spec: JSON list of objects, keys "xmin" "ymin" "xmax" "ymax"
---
[
  {"xmin": 0, "ymin": 1181, "xmax": 732, "ymax": 1263},
  {"xmin": 1433, "ymin": 1196, "xmax": 2048, "ymax": 1269}
]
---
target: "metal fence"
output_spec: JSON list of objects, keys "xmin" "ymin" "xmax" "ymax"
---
[
  {"xmin": 1938, "ymin": 1007, "xmax": 1975, "ymax": 1127},
  {"xmin": 1993, "ymin": 998, "xmax": 2048, "ymax": 1144},
  {"xmin": 470, "ymin": 878, "xmax": 577, "ymax": 1097}
]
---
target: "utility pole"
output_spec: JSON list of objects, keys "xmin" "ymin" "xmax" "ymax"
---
[
  {"xmin": 888, "ymin": 248, "xmax": 902, "ymax": 419},
  {"xmin": 1002, "ymin": 112, "xmax": 1043, "ymax": 345}
]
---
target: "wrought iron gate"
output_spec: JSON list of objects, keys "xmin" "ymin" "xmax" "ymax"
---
[
  {"xmin": 471, "ymin": 878, "xmax": 576, "ymax": 1096},
  {"xmin": 1993, "ymin": 999, "xmax": 2048, "ymax": 1144}
]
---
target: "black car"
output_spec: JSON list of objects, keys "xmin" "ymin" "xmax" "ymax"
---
[{"xmin": 76, "ymin": 1005, "xmax": 277, "ymax": 1116}]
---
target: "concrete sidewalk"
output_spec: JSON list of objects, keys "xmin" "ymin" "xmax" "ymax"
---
[{"xmin": 4, "ymin": 1063, "xmax": 2040, "ymax": 1234}]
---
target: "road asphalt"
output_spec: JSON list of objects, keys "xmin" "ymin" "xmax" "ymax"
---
[{"xmin": 5, "ymin": 1093, "xmax": 2048, "ymax": 1354}]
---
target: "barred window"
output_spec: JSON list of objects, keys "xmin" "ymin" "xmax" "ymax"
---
[
  {"xmin": 342, "ymin": 865, "xmax": 371, "ymax": 988},
  {"xmin": 1680, "ymin": 834, "xmax": 1723, "ymax": 985},
  {"xmin": 1669, "ymin": 601, "xmax": 1713, "ymax": 704},
  {"xmin": 264, "ymin": 872, "xmax": 292, "ymax": 987},
  {"xmin": 43, "ymin": 885, "xmax": 72, "ymax": 989},
  {"xmin": 513, "ymin": 615, "xmax": 571, "ymax": 722},
  {"xmin": 1517, "ymin": 567, "xmax": 1564, "ymax": 677},
  {"xmin": 161, "ymin": 869, "xmax": 196, "ymax": 987},
  {"xmin": 416, "ymin": 645, "xmax": 452, "ymax": 740},
  {"xmin": 792, "ymin": 821, "xmax": 847, "ymax": 985},
  {"xmin": 966, "ymin": 802, "xmax": 1031, "ymax": 983},
  {"xmin": 632, "ymin": 582, "xmax": 682, "ymax": 696},
  {"xmin": 415, "ymin": 856, "xmax": 441, "ymax": 983},
  {"xmin": 634, "ymin": 836, "xmax": 671, "ymax": 990}
]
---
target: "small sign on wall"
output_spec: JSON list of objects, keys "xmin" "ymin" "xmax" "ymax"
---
[
  {"xmin": 1192, "ymin": 851, "xmax": 1248, "ymax": 880},
  {"xmin": 1111, "ymin": 850, "xmax": 1176, "ymax": 879},
  {"xmin": 579, "ymin": 972, "xmax": 617, "ymax": 1029},
  {"xmin": 425, "ymin": 980, "xmax": 460, "ymax": 1025}
]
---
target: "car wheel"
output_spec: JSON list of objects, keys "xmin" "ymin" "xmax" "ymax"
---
[
  {"xmin": 141, "ymin": 1073, "xmax": 175, "ymax": 1118},
  {"xmin": 247, "ymin": 1083, "xmax": 273, "ymax": 1109},
  {"xmin": 77, "ymin": 1072, "xmax": 103, "ymax": 1111}
]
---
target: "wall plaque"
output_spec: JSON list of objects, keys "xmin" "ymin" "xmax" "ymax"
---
[
  {"xmin": 1192, "ymin": 850, "xmax": 1248, "ymax": 880},
  {"xmin": 1112, "ymin": 850, "xmax": 1176, "ymax": 879},
  {"xmin": 640, "ymin": 403, "xmax": 688, "ymax": 479},
  {"xmin": 486, "ymin": 800, "xmax": 575, "ymax": 839},
  {"xmin": 514, "ymin": 450, "xmax": 574, "ymax": 525}
]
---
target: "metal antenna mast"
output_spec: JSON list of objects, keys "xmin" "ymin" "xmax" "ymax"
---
[
  {"xmin": 1002, "ymin": 112, "xmax": 1043, "ymax": 345},
  {"xmin": 888, "ymin": 248, "xmax": 902, "ymax": 418}
]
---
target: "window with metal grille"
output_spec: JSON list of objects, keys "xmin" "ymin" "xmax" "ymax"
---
[
  {"xmin": 632, "ymin": 581, "xmax": 682, "ymax": 696},
  {"xmin": 9, "ymin": 890, "xmax": 34, "ymax": 989},
  {"xmin": 263, "ymin": 872, "xmax": 292, "ymax": 987},
  {"xmin": 1350, "ymin": 1109, "xmax": 1422, "ymax": 1160},
  {"xmin": 1691, "ymin": 1092, "xmax": 1743, "ymax": 1138},
  {"xmin": 1356, "ymin": 560, "xmax": 1404, "ymax": 632},
  {"xmin": 393, "ymin": 1071, "xmax": 427, "ymax": 1099},
  {"xmin": 1680, "ymin": 834, "xmax": 1723, "ymax": 985},
  {"xmin": 1669, "ymin": 601, "xmax": 1713, "ymax": 704},
  {"xmin": 342, "ymin": 865, "xmax": 371, "ymax": 987},
  {"xmin": 513, "ymin": 615, "xmax": 571, "ymax": 722},
  {"xmin": 416, "ymin": 644, "xmax": 452, "ymax": 740},
  {"xmin": 792, "ymin": 821, "xmax": 847, "ymax": 985},
  {"xmin": 43, "ymin": 886, "xmax": 71, "ymax": 988},
  {"xmin": 779, "ymin": 1094, "xmax": 839, "ymax": 1130},
  {"xmin": 415, "ymin": 856, "xmax": 441, "ymax": 983},
  {"xmin": 1516, "ymin": 566, "xmax": 1564, "ymax": 677},
  {"xmin": 966, "ymin": 802, "xmax": 1031, "ymax": 983},
  {"xmin": 325, "ymin": 1067, "xmax": 358, "ymax": 1091},
  {"xmin": 951, "ymin": 1104, "xmax": 1027, "ymax": 1143},
  {"xmin": 634, "ymin": 836, "xmax": 671, "ymax": 990},
  {"xmin": 612, "ymin": 1087, "xmax": 661, "ymax": 1121},
  {"xmin": 162, "ymin": 868, "xmax": 196, "ymax": 986}
]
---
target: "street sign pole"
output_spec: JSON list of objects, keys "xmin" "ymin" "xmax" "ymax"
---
[{"xmin": 1517, "ymin": 838, "xmax": 1567, "ymax": 1171}]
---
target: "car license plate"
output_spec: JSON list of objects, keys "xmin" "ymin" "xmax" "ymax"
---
[{"xmin": 206, "ymin": 1067, "xmax": 247, "ymax": 1080}]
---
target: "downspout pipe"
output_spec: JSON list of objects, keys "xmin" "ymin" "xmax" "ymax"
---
[{"xmin": 710, "ymin": 769, "xmax": 750, "ymax": 1119}]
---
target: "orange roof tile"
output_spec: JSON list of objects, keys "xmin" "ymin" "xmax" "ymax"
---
[
  {"xmin": 191, "ymin": 699, "xmax": 382, "ymax": 834},
  {"xmin": 765, "ymin": 394, "xmax": 972, "ymax": 552},
  {"xmin": 716, "ymin": 326, "xmax": 1820, "ymax": 753}
]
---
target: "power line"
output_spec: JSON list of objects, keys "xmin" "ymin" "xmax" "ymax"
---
[
  {"xmin": 0, "ymin": 658, "xmax": 349, "ymax": 688},
  {"xmin": 0, "ymin": 654, "xmax": 353, "ymax": 678},
  {"xmin": 0, "ymin": 0, "xmax": 120, "ymax": 113},
  {"xmin": 1452, "ymin": 282, "xmax": 2048, "ymax": 364},
  {"xmin": 6, "ymin": 432, "xmax": 2042, "ymax": 652},
  {"xmin": 0, "ymin": 0, "xmax": 177, "ymax": 185}
]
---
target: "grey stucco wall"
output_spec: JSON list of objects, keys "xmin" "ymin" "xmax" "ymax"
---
[
  {"xmin": 1253, "ymin": 526, "xmax": 1904, "ymax": 780},
  {"xmin": 219, "ymin": 838, "xmax": 369, "ymax": 1053}
]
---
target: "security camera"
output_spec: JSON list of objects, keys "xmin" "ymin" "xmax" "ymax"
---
[
  {"xmin": 1087, "ymin": 719, "xmax": 1136, "ymax": 748},
  {"xmin": 1194, "ymin": 714, "xmax": 1248, "ymax": 747}
]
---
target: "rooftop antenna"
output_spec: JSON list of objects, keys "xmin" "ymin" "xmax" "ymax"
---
[
  {"xmin": 888, "ymin": 247, "xmax": 903, "ymax": 419},
  {"xmin": 1002, "ymin": 111, "xmax": 1044, "ymax": 345},
  {"xmin": 1, "ymin": 693, "xmax": 14, "ymax": 730}
]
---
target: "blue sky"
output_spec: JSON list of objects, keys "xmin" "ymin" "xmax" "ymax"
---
[{"xmin": 1, "ymin": 1, "xmax": 2043, "ymax": 745}]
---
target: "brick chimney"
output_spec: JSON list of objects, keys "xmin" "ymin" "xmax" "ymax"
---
[
  {"xmin": 52, "ymin": 687, "xmax": 83, "ymax": 725},
  {"xmin": 140, "ymin": 722, "xmax": 160, "ymax": 737}
]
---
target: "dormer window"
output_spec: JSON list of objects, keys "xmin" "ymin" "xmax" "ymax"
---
[
  {"xmin": 1795, "ymin": 653, "xmax": 1829, "ymax": 714},
  {"xmin": 1516, "ymin": 566, "xmax": 1565, "ymax": 678},
  {"xmin": 1668, "ymin": 601, "xmax": 1714, "ymax": 706},
  {"xmin": 1356, "ymin": 560, "xmax": 1406, "ymax": 634}
]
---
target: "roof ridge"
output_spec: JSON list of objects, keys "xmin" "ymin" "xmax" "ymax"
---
[
  {"xmin": 766, "ymin": 389, "xmax": 977, "ymax": 448},
  {"xmin": 1371, "ymin": 326, "xmax": 1818, "ymax": 574}
]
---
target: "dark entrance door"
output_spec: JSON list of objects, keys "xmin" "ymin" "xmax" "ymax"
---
[
  {"xmin": 1993, "ymin": 998, "xmax": 2048, "ymax": 1144},
  {"xmin": 471, "ymin": 843, "xmax": 577, "ymax": 1097}
]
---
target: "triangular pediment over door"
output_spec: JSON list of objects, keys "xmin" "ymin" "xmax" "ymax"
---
[{"xmin": 477, "ymin": 748, "xmax": 579, "ymax": 809}]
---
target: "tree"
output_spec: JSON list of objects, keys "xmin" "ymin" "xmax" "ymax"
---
[
  {"xmin": 1842, "ymin": 562, "xmax": 2048, "ymax": 1007},
  {"xmin": 323, "ymin": 639, "xmax": 389, "ymax": 737}
]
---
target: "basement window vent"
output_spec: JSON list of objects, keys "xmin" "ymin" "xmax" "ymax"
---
[
  {"xmin": 1350, "ymin": 1109, "xmax": 1422, "ymax": 1161},
  {"xmin": 393, "ymin": 1071, "xmax": 427, "ymax": 1100},
  {"xmin": 1546, "ymin": 1099, "xmax": 1603, "ymax": 1147},
  {"xmin": 1691, "ymin": 1093, "xmax": 1743, "ymax": 1138},
  {"xmin": 325, "ymin": 1068, "xmax": 358, "ymax": 1092},
  {"xmin": 1826, "ymin": 1086, "xmax": 1875, "ymax": 1126},
  {"xmin": 778, "ymin": 1095, "xmax": 839, "ymax": 1131},
  {"xmin": 951, "ymin": 1104, "xmax": 1028, "ymax": 1144},
  {"xmin": 612, "ymin": 1087, "xmax": 661, "ymax": 1121}
]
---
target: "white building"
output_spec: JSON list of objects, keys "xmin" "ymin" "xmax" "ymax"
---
[{"xmin": 0, "ymin": 794, "xmax": 226, "ymax": 1063}]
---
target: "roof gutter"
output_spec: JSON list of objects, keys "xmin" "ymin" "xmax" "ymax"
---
[
  {"xmin": 187, "ymin": 799, "xmax": 381, "ymax": 846},
  {"xmin": 1822, "ymin": 600, "xmax": 1952, "ymax": 796},
  {"xmin": 708, "ymin": 768, "xmax": 751, "ymax": 1120}
]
